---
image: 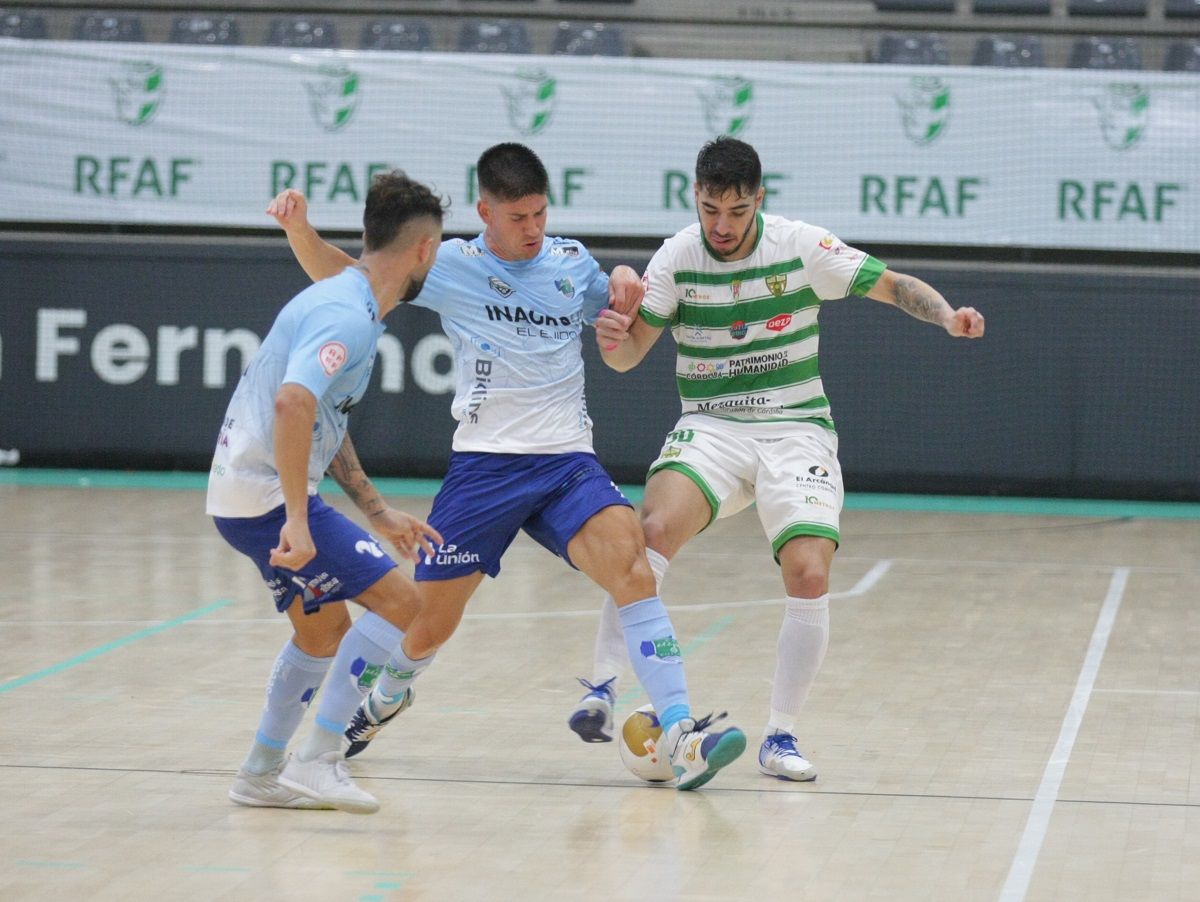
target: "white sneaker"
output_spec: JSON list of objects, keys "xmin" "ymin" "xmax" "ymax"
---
[
  {"xmin": 661, "ymin": 712, "xmax": 746, "ymax": 791},
  {"xmin": 228, "ymin": 764, "xmax": 331, "ymax": 810},
  {"xmin": 568, "ymin": 677, "xmax": 616, "ymax": 743},
  {"xmin": 276, "ymin": 751, "xmax": 380, "ymax": 814},
  {"xmin": 758, "ymin": 731, "xmax": 817, "ymax": 782}
]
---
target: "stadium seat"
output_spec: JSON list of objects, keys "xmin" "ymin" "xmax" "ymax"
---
[
  {"xmin": 1164, "ymin": 39, "xmax": 1200, "ymax": 70},
  {"xmin": 552, "ymin": 22, "xmax": 625, "ymax": 56},
  {"xmin": 361, "ymin": 19, "xmax": 432, "ymax": 51},
  {"xmin": 875, "ymin": 33, "xmax": 950, "ymax": 65},
  {"xmin": 169, "ymin": 15, "xmax": 241, "ymax": 46},
  {"xmin": 971, "ymin": 35, "xmax": 1045, "ymax": 66},
  {"xmin": 457, "ymin": 20, "xmax": 531, "ymax": 54},
  {"xmin": 73, "ymin": 13, "xmax": 144, "ymax": 42},
  {"xmin": 1165, "ymin": 0, "xmax": 1200, "ymax": 16},
  {"xmin": 266, "ymin": 17, "xmax": 338, "ymax": 49},
  {"xmin": 874, "ymin": 0, "xmax": 955, "ymax": 12},
  {"xmin": 973, "ymin": 0, "xmax": 1051, "ymax": 13},
  {"xmin": 1068, "ymin": 0, "xmax": 1148, "ymax": 14},
  {"xmin": 0, "ymin": 10, "xmax": 47, "ymax": 38},
  {"xmin": 1067, "ymin": 36, "xmax": 1142, "ymax": 68}
]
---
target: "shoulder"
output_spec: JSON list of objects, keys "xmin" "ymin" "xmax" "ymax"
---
[{"xmin": 651, "ymin": 223, "xmax": 703, "ymax": 268}]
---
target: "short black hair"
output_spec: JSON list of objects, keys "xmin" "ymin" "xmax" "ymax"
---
[
  {"xmin": 476, "ymin": 142, "xmax": 550, "ymax": 202},
  {"xmin": 695, "ymin": 136, "xmax": 762, "ymax": 199},
  {"xmin": 363, "ymin": 170, "xmax": 447, "ymax": 252}
]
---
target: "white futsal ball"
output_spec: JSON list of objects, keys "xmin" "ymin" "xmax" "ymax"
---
[{"xmin": 618, "ymin": 704, "xmax": 675, "ymax": 784}]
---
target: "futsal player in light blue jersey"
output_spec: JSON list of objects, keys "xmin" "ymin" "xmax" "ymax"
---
[
  {"xmin": 209, "ymin": 172, "xmax": 446, "ymax": 813},
  {"xmin": 267, "ymin": 143, "xmax": 746, "ymax": 790}
]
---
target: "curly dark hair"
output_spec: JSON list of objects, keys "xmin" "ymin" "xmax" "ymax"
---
[{"xmin": 363, "ymin": 170, "xmax": 448, "ymax": 251}]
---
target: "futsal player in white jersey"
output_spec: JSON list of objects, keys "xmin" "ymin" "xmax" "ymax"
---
[
  {"xmin": 266, "ymin": 143, "xmax": 747, "ymax": 791},
  {"xmin": 208, "ymin": 172, "xmax": 446, "ymax": 812},
  {"xmin": 574, "ymin": 136, "xmax": 985, "ymax": 781}
]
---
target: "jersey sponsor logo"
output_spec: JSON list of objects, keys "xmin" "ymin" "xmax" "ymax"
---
[
  {"xmin": 766, "ymin": 313, "xmax": 792, "ymax": 332},
  {"xmin": 687, "ymin": 327, "xmax": 710, "ymax": 344},
  {"xmin": 818, "ymin": 234, "xmax": 834, "ymax": 250},
  {"xmin": 351, "ymin": 658, "xmax": 383, "ymax": 690},
  {"xmin": 803, "ymin": 494, "xmax": 837, "ymax": 511},
  {"xmin": 355, "ymin": 539, "xmax": 385, "ymax": 558},
  {"xmin": 466, "ymin": 358, "xmax": 492, "ymax": 423},
  {"xmin": 459, "ymin": 242, "xmax": 484, "ymax": 256},
  {"xmin": 765, "ymin": 273, "xmax": 787, "ymax": 298},
  {"xmin": 661, "ymin": 445, "xmax": 682, "ymax": 459},
  {"xmin": 488, "ymin": 276, "xmax": 515, "ymax": 298},
  {"xmin": 555, "ymin": 276, "xmax": 575, "ymax": 299},
  {"xmin": 639, "ymin": 636, "xmax": 682, "ymax": 660},
  {"xmin": 549, "ymin": 242, "xmax": 580, "ymax": 257},
  {"xmin": 485, "ymin": 304, "xmax": 579, "ymax": 327},
  {"xmin": 430, "ymin": 543, "xmax": 481, "ymax": 566},
  {"xmin": 809, "ymin": 465, "xmax": 829, "ymax": 477},
  {"xmin": 695, "ymin": 395, "xmax": 771, "ymax": 412},
  {"xmin": 318, "ymin": 341, "xmax": 348, "ymax": 375},
  {"xmin": 729, "ymin": 320, "xmax": 748, "ymax": 340},
  {"xmin": 470, "ymin": 335, "xmax": 504, "ymax": 358}
]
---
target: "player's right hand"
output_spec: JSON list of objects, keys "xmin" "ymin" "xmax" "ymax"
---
[
  {"xmin": 266, "ymin": 188, "xmax": 310, "ymax": 233},
  {"xmin": 270, "ymin": 518, "xmax": 317, "ymax": 571}
]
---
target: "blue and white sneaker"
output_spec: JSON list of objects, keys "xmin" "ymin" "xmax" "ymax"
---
[
  {"xmin": 343, "ymin": 687, "xmax": 414, "ymax": 759},
  {"xmin": 758, "ymin": 730, "xmax": 817, "ymax": 782},
  {"xmin": 662, "ymin": 712, "xmax": 746, "ymax": 791},
  {"xmin": 568, "ymin": 677, "xmax": 616, "ymax": 743}
]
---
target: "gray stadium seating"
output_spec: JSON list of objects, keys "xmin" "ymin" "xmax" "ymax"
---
[
  {"xmin": 169, "ymin": 15, "xmax": 241, "ymax": 46},
  {"xmin": 361, "ymin": 19, "xmax": 433, "ymax": 51},
  {"xmin": 973, "ymin": 0, "xmax": 1051, "ymax": 13},
  {"xmin": 266, "ymin": 17, "xmax": 338, "ymax": 48},
  {"xmin": 972, "ymin": 35, "xmax": 1045, "ymax": 66},
  {"xmin": 457, "ymin": 20, "xmax": 531, "ymax": 54},
  {"xmin": 1165, "ymin": 0, "xmax": 1200, "ymax": 16},
  {"xmin": 874, "ymin": 0, "xmax": 955, "ymax": 12},
  {"xmin": 552, "ymin": 21, "xmax": 625, "ymax": 56},
  {"xmin": 875, "ymin": 33, "xmax": 950, "ymax": 65},
  {"xmin": 73, "ymin": 12, "xmax": 144, "ymax": 42},
  {"xmin": 1068, "ymin": 0, "xmax": 1148, "ymax": 14},
  {"xmin": 1163, "ymin": 39, "xmax": 1200, "ymax": 70},
  {"xmin": 1067, "ymin": 36, "xmax": 1142, "ymax": 68},
  {"xmin": 0, "ymin": 10, "xmax": 46, "ymax": 38}
]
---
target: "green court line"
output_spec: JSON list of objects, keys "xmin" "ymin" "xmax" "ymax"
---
[
  {"xmin": 0, "ymin": 599, "xmax": 232, "ymax": 695},
  {"xmin": 2, "ymin": 468, "xmax": 1199, "ymax": 519}
]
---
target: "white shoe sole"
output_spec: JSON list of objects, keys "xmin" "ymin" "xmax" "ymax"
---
[{"xmin": 758, "ymin": 762, "xmax": 818, "ymax": 782}]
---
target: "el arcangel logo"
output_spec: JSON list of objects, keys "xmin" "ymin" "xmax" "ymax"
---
[
  {"xmin": 304, "ymin": 65, "xmax": 362, "ymax": 132},
  {"xmin": 503, "ymin": 69, "xmax": 556, "ymax": 136},
  {"xmin": 699, "ymin": 75, "xmax": 753, "ymax": 138},
  {"xmin": 896, "ymin": 76, "xmax": 951, "ymax": 146},
  {"xmin": 110, "ymin": 60, "xmax": 164, "ymax": 126},
  {"xmin": 1094, "ymin": 83, "xmax": 1150, "ymax": 151}
]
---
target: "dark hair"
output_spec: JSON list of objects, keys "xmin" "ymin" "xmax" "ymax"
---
[
  {"xmin": 695, "ymin": 136, "xmax": 762, "ymax": 199},
  {"xmin": 363, "ymin": 170, "xmax": 448, "ymax": 252},
  {"xmin": 476, "ymin": 142, "xmax": 550, "ymax": 202}
]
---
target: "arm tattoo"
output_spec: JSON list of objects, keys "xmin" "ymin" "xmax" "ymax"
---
[
  {"xmin": 328, "ymin": 438, "xmax": 385, "ymax": 518},
  {"xmin": 892, "ymin": 276, "xmax": 949, "ymax": 325}
]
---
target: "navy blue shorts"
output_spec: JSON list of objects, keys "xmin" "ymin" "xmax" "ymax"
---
[
  {"xmin": 213, "ymin": 494, "xmax": 398, "ymax": 614},
  {"xmin": 415, "ymin": 451, "xmax": 632, "ymax": 582}
]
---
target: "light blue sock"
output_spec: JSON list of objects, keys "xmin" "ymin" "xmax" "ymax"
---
[
  {"xmin": 617, "ymin": 596, "xmax": 690, "ymax": 735},
  {"xmin": 373, "ymin": 640, "xmax": 435, "ymax": 707},
  {"xmin": 243, "ymin": 639, "xmax": 331, "ymax": 774},
  {"xmin": 299, "ymin": 611, "xmax": 402, "ymax": 761}
]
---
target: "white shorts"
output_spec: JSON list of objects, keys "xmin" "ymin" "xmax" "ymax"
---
[{"xmin": 647, "ymin": 415, "xmax": 843, "ymax": 555}]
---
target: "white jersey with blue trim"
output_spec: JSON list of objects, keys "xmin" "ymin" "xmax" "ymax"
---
[
  {"xmin": 414, "ymin": 234, "xmax": 610, "ymax": 454},
  {"xmin": 206, "ymin": 267, "xmax": 386, "ymax": 518}
]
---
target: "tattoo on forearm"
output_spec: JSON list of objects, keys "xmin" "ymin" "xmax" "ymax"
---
[
  {"xmin": 893, "ymin": 276, "xmax": 949, "ymax": 325},
  {"xmin": 329, "ymin": 442, "xmax": 385, "ymax": 517}
]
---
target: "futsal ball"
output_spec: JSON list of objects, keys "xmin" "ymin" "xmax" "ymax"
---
[{"xmin": 618, "ymin": 704, "xmax": 675, "ymax": 784}]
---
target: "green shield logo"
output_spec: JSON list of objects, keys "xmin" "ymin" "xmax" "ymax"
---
[
  {"xmin": 304, "ymin": 65, "xmax": 362, "ymax": 132},
  {"xmin": 1094, "ymin": 84, "xmax": 1149, "ymax": 151},
  {"xmin": 110, "ymin": 61, "xmax": 164, "ymax": 126},
  {"xmin": 699, "ymin": 76, "xmax": 753, "ymax": 137},
  {"xmin": 503, "ymin": 69, "xmax": 556, "ymax": 136},
  {"xmin": 896, "ymin": 77, "xmax": 951, "ymax": 147}
]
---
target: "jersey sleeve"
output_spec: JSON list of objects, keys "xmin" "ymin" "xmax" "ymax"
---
[
  {"xmin": 577, "ymin": 250, "xmax": 609, "ymax": 325},
  {"xmin": 805, "ymin": 231, "xmax": 887, "ymax": 300},
  {"xmin": 637, "ymin": 243, "xmax": 678, "ymax": 328},
  {"xmin": 283, "ymin": 306, "xmax": 371, "ymax": 401}
]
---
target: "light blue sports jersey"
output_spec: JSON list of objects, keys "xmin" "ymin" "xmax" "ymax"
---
[
  {"xmin": 413, "ymin": 234, "xmax": 610, "ymax": 454},
  {"xmin": 206, "ymin": 267, "xmax": 386, "ymax": 518}
]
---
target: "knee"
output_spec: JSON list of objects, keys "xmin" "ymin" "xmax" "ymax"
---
[
  {"xmin": 783, "ymin": 562, "xmax": 830, "ymax": 599},
  {"xmin": 639, "ymin": 513, "xmax": 673, "ymax": 556}
]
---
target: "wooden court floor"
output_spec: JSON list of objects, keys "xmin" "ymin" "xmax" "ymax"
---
[{"xmin": 1, "ymin": 479, "xmax": 1198, "ymax": 901}]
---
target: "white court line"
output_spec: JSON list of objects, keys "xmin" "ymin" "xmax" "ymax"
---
[
  {"xmin": 4, "ymin": 560, "xmax": 895, "ymax": 626},
  {"xmin": 999, "ymin": 566, "xmax": 1130, "ymax": 902}
]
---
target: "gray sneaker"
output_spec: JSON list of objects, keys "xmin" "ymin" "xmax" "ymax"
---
[
  {"xmin": 228, "ymin": 764, "xmax": 331, "ymax": 810},
  {"xmin": 277, "ymin": 751, "xmax": 380, "ymax": 814}
]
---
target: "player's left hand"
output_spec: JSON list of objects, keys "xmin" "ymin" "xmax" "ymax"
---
[
  {"xmin": 368, "ymin": 507, "xmax": 444, "ymax": 563},
  {"xmin": 608, "ymin": 265, "xmax": 645, "ymax": 317},
  {"xmin": 946, "ymin": 306, "xmax": 985, "ymax": 338}
]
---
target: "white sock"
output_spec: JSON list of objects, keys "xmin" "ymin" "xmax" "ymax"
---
[
  {"xmin": 591, "ymin": 548, "xmax": 670, "ymax": 688},
  {"xmin": 767, "ymin": 594, "xmax": 829, "ymax": 736}
]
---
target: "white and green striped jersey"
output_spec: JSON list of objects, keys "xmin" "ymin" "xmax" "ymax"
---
[{"xmin": 640, "ymin": 213, "xmax": 886, "ymax": 428}]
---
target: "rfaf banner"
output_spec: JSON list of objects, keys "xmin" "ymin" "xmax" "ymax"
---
[{"xmin": 0, "ymin": 39, "xmax": 1197, "ymax": 250}]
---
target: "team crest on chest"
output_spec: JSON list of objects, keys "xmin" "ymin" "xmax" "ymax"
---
[
  {"xmin": 765, "ymin": 273, "xmax": 787, "ymax": 298},
  {"xmin": 731, "ymin": 279, "xmax": 742, "ymax": 300},
  {"xmin": 555, "ymin": 277, "xmax": 575, "ymax": 299},
  {"xmin": 488, "ymin": 276, "xmax": 515, "ymax": 298}
]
